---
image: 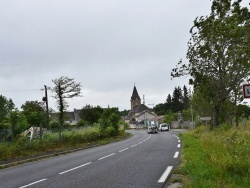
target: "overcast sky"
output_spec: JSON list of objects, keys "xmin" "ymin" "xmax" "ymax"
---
[{"xmin": 1, "ymin": 0, "xmax": 247, "ymax": 112}]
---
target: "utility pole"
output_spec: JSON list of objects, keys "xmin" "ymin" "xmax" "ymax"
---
[{"xmin": 42, "ymin": 85, "xmax": 50, "ymax": 127}]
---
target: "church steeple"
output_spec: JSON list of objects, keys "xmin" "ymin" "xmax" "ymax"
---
[{"xmin": 130, "ymin": 85, "xmax": 141, "ymax": 109}]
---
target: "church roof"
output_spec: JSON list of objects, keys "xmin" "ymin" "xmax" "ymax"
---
[
  {"xmin": 125, "ymin": 104, "xmax": 150, "ymax": 120},
  {"xmin": 131, "ymin": 86, "xmax": 141, "ymax": 100}
]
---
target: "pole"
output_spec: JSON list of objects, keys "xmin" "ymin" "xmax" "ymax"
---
[{"xmin": 44, "ymin": 85, "xmax": 49, "ymax": 127}]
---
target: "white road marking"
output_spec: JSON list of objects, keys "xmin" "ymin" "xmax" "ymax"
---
[
  {"xmin": 177, "ymin": 144, "xmax": 181, "ymax": 148},
  {"xmin": 98, "ymin": 153, "xmax": 116, "ymax": 160},
  {"xmin": 59, "ymin": 162, "xmax": 92, "ymax": 174},
  {"xmin": 19, "ymin": 179, "xmax": 47, "ymax": 188},
  {"xmin": 119, "ymin": 148, "xmax": 129, "ymax": 153},
  {"xmin": 174, "ymin": 152, "xmax": 179, "ymax": 158},
  {"xmin": 130, "ymin": 144, "xmax": 138, "ymax": 147},
  {"xmin": 158, "ymin": 166, "xmax": 173, "ymax": 183}
]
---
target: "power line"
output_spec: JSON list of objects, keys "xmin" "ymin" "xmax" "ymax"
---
[{"xmin": 0, "ymin": 89, "xmax": 43, "ymax": 92}]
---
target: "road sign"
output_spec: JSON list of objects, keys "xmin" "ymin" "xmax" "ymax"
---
[
  {"xmin": 243, "ymin": 84, "xmax": 250, "ymax": 98},
  {"xmin": 200, "ymin": 117, "xmax": 211, "ymax": 121}
]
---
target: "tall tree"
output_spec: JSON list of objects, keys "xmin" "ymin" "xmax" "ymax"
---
[
  {"xmin": 171, "ymin": 0, "xmax": 250, "ymax": 127},
  {"xmin": 166, "ymin": 94, "xmax": 172, "ymax": 111},
  {"xmin": 52, "ymin": 76, "xmax": 82, "ymax": 140},
  {"xmin": 172, "ymin": 86, "xmax": 183, "ymax": 112},
  {"xmin": 0, "ymin": 95, "xmax": 15, "ymax": 129},
  {"xmin": 183, "ymin": 85, "xmax": 189, "ymax": 110},
  {"xmin": 21, "ymin": 101, "xmax": 47, "ymax": 128},
  {"xmin": 80, "ymin": 105, "xmax": 103, "ymax": 125}
]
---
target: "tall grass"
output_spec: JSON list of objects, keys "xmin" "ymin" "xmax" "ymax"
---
[
  {"xmin": 180, "ymin": 124, "xmax": 250, "ymax": 188},
  {"xmin": 0, "ymin": 126, "xmax": 130, "ymax": 163}
]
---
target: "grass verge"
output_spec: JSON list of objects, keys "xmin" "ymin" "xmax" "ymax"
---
[
  {"xmin": 0, "ymin": 128, "xmax": 131, "ymax": 168},
  {"xmin": 179, "ymin": 125, "xmax": 250, "ymax": 188}
]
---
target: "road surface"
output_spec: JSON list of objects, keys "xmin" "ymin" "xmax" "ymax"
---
[{"xmin": 0, "ymin": 130, "xmax": 182, "ymax": 188}]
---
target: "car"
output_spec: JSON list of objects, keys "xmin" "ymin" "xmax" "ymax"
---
[
  {"xmin": 158, "ymin": 123, "xmax": 170, "ymax": 132},
  {"xmin": 147, "ymin": 125, "xmax": 158, "ymax": 134}
]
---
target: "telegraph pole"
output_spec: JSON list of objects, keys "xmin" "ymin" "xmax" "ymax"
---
[{"xmin": 43, "ymin": 85, "xmax": 50, "ymax": 127}]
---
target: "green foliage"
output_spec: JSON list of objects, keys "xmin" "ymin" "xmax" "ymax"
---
[
  {"xmin": 51, "ymin": 76, "xmax": 82, "ymax": 140},
  {"xmin": 163, "ymin": 111, "xmax": 178, "ymax": 123},
  {"xmin": 171, "ymin": 1, "xmax": 250, "ymax": 126},
  {"xmin": 79, "ymin": 105, "xmax": 103, "ymax": 125},
  {"xmin": 0, "ymin": 127, "xmax": 130, "ymax": 162},
  {"xmin": 0, "ymin": 95, "xmax": 15, "ymax": 129},
  {"xmin": 76, "ymin": 120, "xmax": 88, "ymax": 127},
  {"xmin": 154, "ymin": 85, "xmax": 190, "ymax": 115},
  {"xmin": 98, "ymin": 108, "xmax": 120, "ymax": 134},
  {"xmin": 21, "ymin": 100, "xmax": 47, "ymax": 128},
  {"xmin": 180, "ymin": 124, "xmax": 250, "ymax": 187}
]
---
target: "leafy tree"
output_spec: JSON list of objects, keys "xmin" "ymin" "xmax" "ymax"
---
[
  {"xmin": 52, "ymin": 76, "xmax": 82, "ymax": 140},
  {"xmin": 171, "ymin": 0, "xmax": 250, "ymax": 127},
  {"xmin": 8, "ymin": 109, "xmax": 29, "ymax": 141},
  {"xmin": 80, "ymin": 105, "xmax": 103, "ymax": 125},
  {"xmin": 0, "ymin": 95, "xmax": 15, "ymax": 129},
  {"xmin": 98, "ymin": 108, "xmax": 120, "ymax": 135},
  {"xmin": 154, "ymin": 103, "xmax": 166, "ymax": 115},
  {"xmin": 163, "ymin": 111, "xmax": 178, "ymax": 123},
  {"xmin": 76, "ymin": 119, "xmax": 88, "ymax": 127},
  {"xmin": 21, "ymin": 101, "xmax": 47, "ymax": 128},
  {"xmin": 119, "ymin": 109, "xmax": 130, "ymax": 117}
]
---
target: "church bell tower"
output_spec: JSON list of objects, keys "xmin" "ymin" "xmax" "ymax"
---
[{"xmin": 130, "ymin": 86, "xmax": 141, "ymax": 109}]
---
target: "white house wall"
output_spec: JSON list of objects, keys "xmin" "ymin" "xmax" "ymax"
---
[{"xmin": 136, "ymin": 112, "xmax": 156, "ymax": 122}]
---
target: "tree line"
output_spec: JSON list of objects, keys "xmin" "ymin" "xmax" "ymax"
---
[
  {"xmin": 171, "ymin": 0, "xmax": 250, "ymax": 127},
  {"xmin": 154, "ymin": 85, "xmax": 190, "ymax": 115},
  {"xmin": 0, "ymin": 76, "xmax": 122, "ymax": 142}
]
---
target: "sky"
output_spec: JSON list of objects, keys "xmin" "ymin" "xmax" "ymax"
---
[{"xmin": 0, "ymin": 0, "xmax": 248, "ymax": 112}]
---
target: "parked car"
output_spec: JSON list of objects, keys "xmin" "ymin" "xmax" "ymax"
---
[
  {"xmin": 158, "ymin": 123, "xmax": 170, "ymax": 132},
  {"xmin": 147, "ymin": 125, "xmax": 158, "ymax": 134}
]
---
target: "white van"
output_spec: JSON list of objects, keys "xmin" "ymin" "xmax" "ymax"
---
[{"xmin": 158, "ymin": 123, "xmax": 170, "ymax": 131}]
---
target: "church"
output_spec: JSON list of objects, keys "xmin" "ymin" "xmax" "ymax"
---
[{"xmin": 125, "ymin": 86, "xmax": 157, "ymax": 128}]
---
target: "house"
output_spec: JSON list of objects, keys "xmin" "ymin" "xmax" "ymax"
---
[
  {"xmin": 125, "ymin": 86, "xmax": 157, "ymax": 128},
  {"xmin": 50, "ymin": 108, "xmax": 81, "ymax": 125}
]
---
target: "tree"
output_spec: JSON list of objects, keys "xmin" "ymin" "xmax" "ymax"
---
[
  {"xmin": 21, "ymin": 101, "xmax": 47, "ymax": 128},
  {"xmin": 183, "ymin": 85, "xmax": 189, "ymax": 110},
  {"xmin": 98, "ymin": 108, "xmax": 120, "ymax": 135},
  {"xmin": 0, "ymin": 95, "xmax": 15, "ymax": 129},
  {"xmin": 52, "ymin": 76, "xmax": 82, "ymax": 140},
  {"xmin": 154, "ymin": 103, "xmax": 166, "ymax": 115},
  {"xmin": 171, "ymin": 0, "xmax": 250, "ymax": 127},
  {"xmin": 172, "ymin": 86, "xmax": 183, "ymax": 112},
  {"xmin": 80, "ymin": 105, "xmax": 103, "ymax": 125},
  {"xmin": 165, "ymin": 94, "xmax": 172, "ymax": 111}
]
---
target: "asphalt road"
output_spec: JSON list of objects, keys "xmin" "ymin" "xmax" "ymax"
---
[{"xmin": 0, "ymin": 130, "xmax": 182, "ymax": 188}]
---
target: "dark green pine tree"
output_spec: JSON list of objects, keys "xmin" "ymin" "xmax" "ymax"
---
[
  {"xmin": 165, "ymin": 94, "xmax": 172, "ymax": 112},
  {"xmin": 172, "ymin": 86, "xmax": 183, "ymax": 112},
  {"xmin": 183, "ymin": 85, "xmax": 189, "ymax": 110}
]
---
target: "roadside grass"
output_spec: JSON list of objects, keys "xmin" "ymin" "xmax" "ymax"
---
[
  {"xmin": 179, "ymin": 124, "xmax": 250, "ymax": 188},
  {"xmin": 0, "ymin": 127, "xmax": 131, "ymax": 164}
]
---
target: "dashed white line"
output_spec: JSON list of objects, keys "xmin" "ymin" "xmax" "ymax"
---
[
  {"xmin": 158, "ymin": 166, "xmax": 173, "ymax": 183},
  {"xmin": 130, "ymin": 144, "xmax": 138, "ymax": 148},
  {"xmin": 19, "ymin": 179, "xmax": 47, "ymax": 188},
  {"xmin": 59, "ymin": 162, "xmax": 92, "ymax": 174},
  {"xmin": 174, "ymin": 152, "xmax": 179, "ymax": 158},
  {"xmin": 98, "ymin": 153, "xmax": 116, "ymax": 160},
  {"xmin": 177, "ymin": 144, "xmax": 181, "ymax": 148},
  {"xmin": 119, "ymin": 148, "xmax": 129, "ymax": 153}
]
